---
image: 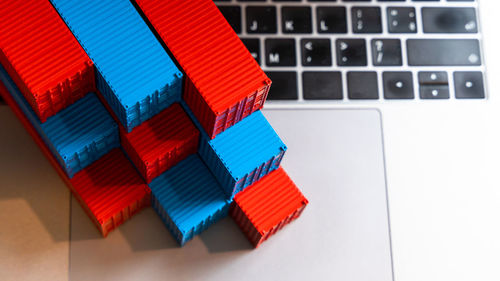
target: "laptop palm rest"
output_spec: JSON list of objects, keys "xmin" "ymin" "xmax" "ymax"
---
[{"xmin": 69, "ymin": 108, "xmax": 393, "ymax": 281}]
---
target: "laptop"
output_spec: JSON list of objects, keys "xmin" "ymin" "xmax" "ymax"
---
[
  {"xmin": 216, "ymin": 0, "xmax": 497, "ymax": 280},
  {"xmin": 1, "ymin": 1, "xmax": 499, "ymax": 280}
]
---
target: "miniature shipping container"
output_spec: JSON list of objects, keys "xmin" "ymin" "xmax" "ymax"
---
[
  {"xmin": 70, "ymin": 149, "xmax": 151, "ymax": 237},
  {"xmin": 198, "ymin": 111, "xmax": 286, "ymax": 198},
  {"xmin": 230, "ymin": 167, "xmax": 309, "ymax": 247},
  {"xmin": 50, "ymin": 0, "xmax": 183, "ymax": 132},
  {"xmin": 120, "ymin": 103, "xmax": 199, "ymax": 183},
  {"xmin": 149, "ymin": 154, "xmax": 230, "ymax": 246},
  {"xmin": 0, "ymin": 82, "xmax": 150, "ymax": 238},
  {"xmin": 0, "ymin": 0, "xmax": 95, "ymax": 122},
  {"xmin": 135, "ymin": 0, "xmax": 271, "ymax": 139},
  {"xmin": 0, "ymin": 65, "xmax": 119, "ymax": 178}
]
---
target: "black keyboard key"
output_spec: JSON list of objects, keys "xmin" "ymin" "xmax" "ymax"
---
[
  {"xmin": 371, "ymin": 39, "xmax": 402, "ymax": 66},
  {"xmin": 422, "ymin": 7, "xmax": 477, "ymax": 33},
  {"xmin": 336, "ymin": 39, "xmax": 367, "ymax": 66},
  {"xmin": 351, "ymin": 7, "xmax": 382, "ymax": 33},
  {"xmin": 347, "ymin": 72, "xmax": 379, "ymax": 100},
  {"xmin": 282, "ymin": 6, "xmax": 312, "ymax": 33},
  {"xmin": 383, "ymin": 72, "xmax": 414, "ymax": 99},
  {"xmin": 407, "ymin": 39, "xmax": 481, "ymax": 66},
  {"xmin": 387, "ymin": 7, "xmax": 417, "ymax": 33},
  {"xmin": 241, "ymin": 38, "xmax": 260, "ymax": 65},
  {"xmin": 217, "ymin": 6, "xmax": 242, "ymax": 34},
  {"xmin": 418, "ymin": 71, "xmax": 448, "ymax": 85},
  {"xmin": 303, "ymin": 72, "xmax": 343, "ymax": 100},
  {"xmin": 420, "ymin": 85, "xmax": 450, "ymax": 99},
  {"xmin": 301, "ymin": 39, "xmax": 332, "ymax": 66},
  {"xmin": 265, "ymin": 71, "xmax": 298, "ymax": 100},
  {"xmin": 246, "ymin": 6, "xmax": 277, "ymax": 33},
  {"xmin": 265, "ymin": 39, "xmax": 296, "ymax": 67},
  {"xmin": 454, "ymin": 72, "xmax": 485, "ymax": 99},
  {"xmin": 316, "ymin": 7, "xmax": 347, "ymax": 34}
]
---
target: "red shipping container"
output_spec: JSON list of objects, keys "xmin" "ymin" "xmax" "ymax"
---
[
  {"xmin": 0, "ymin": 82, "xmax": 149, "ymax": 237},
  {"xmin": 120, "ymin": 103, "xmax": 200, "ymax": 183},
  {"xmin": 93, "ymin": 91, "xmax": 199, "ymax": 184},
  {"xmin": 230, "ymin": 167, "xmax": 309, "ymax": 247},
  {"xmin": 135, "ymin": 0, "xmax": 271, "ymax": 139},
  {"xmin": 70, "ymin": 149, "xmax": 151, "ymax": 237},
  {"xmin": 0, "ymin": 0, "xmax": 95, "ymax": 122}
]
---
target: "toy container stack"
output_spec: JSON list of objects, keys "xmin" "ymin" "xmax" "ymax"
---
[
  {"xmin": 0, "ymin": 0, "xmax": 95, "ymax": 122},
  {"xmin": 0, "ymin": 0, "xmax": 308, "ymax": 248}
]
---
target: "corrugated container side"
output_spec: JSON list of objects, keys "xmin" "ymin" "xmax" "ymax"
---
[
  {"xmin": 42, "ymin": 94, "xmax": 120, "ymax": 178},
  {"xmin": 134, "ymin": 0, "xmax": 271, "ymax": 139},
  {"xmin": 0, "ymin": 65, "xmax": 119, "ymax": 178},
  {"xmin": 229, "ymin": 203, "xmax": 262, "ymax": 246},
  {"xmin": 198, "ymin": 139, "xmax": 235, "ymax": 196},
  {"xmin": 230, "ymin": 167, "xmax": 309, "ymax": 247},
  {"xmin": 0, "ymin": 65, "xmax": 66, "ymax": 169},
  {"xmin": 183, "ymin": 77, "xmax": 216, "ymax": 138},
  {"xmin": 151, "ymin": 192, "xmax": 228, "ymax": 246},
  {"xmin": 179, "ymin": 100, "xmax": 209, "ymax": 140},
  {"xmin": 120, "ymin": 103, "xmax": 200, "ymax": 183},
  {"xmin": 148, "ymin": 154, "xmax": 231, "ymax": 246},
  {"xmin": 70, "ymin": 148, "xmax": 151, "ymax": 237},
  {"xmin": 0, "ymin": 0, "xmax": 95, "ymax": 122},
  {"xmin": 198, "ymin": 111, "xmax": 287, "ymax": 198},
  {"xmin": 50, "ymin": 0, "xmax": 183, "ymax": 132},
  {"xmin": 0, "ymin": 83, "xmax": 149, "ymax": 237}
]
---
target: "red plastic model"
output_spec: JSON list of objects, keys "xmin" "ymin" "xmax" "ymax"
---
[
  {"xmin": 70, "ymin": 149, "xmax": 151, "ymax": 237},
  {"xmin": 135, "ymin": 0, "xmax": 271, "ymax": 139},
  {"xmin": 230, "ymin": 167, "xmax": 309, "ymax": 247},
  {"xmin": 120, "ymin": 103, "xmax": 200, "ymax": 183},
  {"xmin": 0, "ymin": 83, "xmax": 149, "ymax": 237},
  {"xmin": 0, "ymin": 0, "xmax": 95, "ymax": 122}
]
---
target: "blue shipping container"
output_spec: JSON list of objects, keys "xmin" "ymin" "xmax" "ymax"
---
[
  {"xmin": 198, "ymin": 110, "xmax": 287, "ymax": 199},
  {"xmin": 50, "ymin": 0, "xmax": 183, "ymax": 132},
  {"xmin": 149, "ymin": 154, "xmax": 230, "ymax": 246},
  {"xmin": 0, "ymin": 65, "xmax": 119, "ymax": 178}
]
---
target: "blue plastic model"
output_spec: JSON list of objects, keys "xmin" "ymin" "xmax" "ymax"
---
[
  {"xmin": 149, "ymin": 154, "xmax": 230, "ymax": 246},
  {"xmin": 0, "ymin": 65, "xmax": 119, "ymax": 178},
  {"xmin": 198, "ymin": 110, "xmax": 287, "ymax": 198},
  {"xmin": 50, "ymin": 0, "xmax": 183, "ymax": 132}
]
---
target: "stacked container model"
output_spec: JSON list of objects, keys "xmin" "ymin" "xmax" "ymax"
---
[
  {"xmin": 0, "ymin": 81, "xmax": 150, "ymax": 238},
  {"xmin": 199, "ymin": 110, "xmax": 287, "ymax": 198},
  {"xmin": 149, "ymin": 154, "xmax": 230, "ymax": 246},
  {"xmin": 230, "ymin": 168, "xmax": 309, "ymax": 247},
  {"xmin": 0, "ymin": 0, "xmax": 309, "ymax": 246},
  {"xmin": 0, "ymin": 65, "xmax": 119, "ymax": 178},
  {"xmin": 50, "ymin": 0, "xmax": 183, "ymax": 132},
  {"xmin": 120, "ymin": 103, "xmax": 200, "ymax": 183},
  {"xmin": 135, "ymin": 0, "xmax": 271, "ymax": 139},
  {"xmin": 0, "ymin": 0, "xmax": 95, "ymax": 122}
]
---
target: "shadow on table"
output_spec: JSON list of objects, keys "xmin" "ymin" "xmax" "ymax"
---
[
  {"xmin": 0, "ymin": 108, "xmax": 70, "ymax": 243},
  {"xmin": 199, "ymin": 217, "xmax": 254, "ymax": 253}
]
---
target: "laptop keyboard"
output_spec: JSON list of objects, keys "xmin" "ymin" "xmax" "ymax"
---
[{"xmin": 215, "ymin": 0, "xmax": 486, "ymax": 104}]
